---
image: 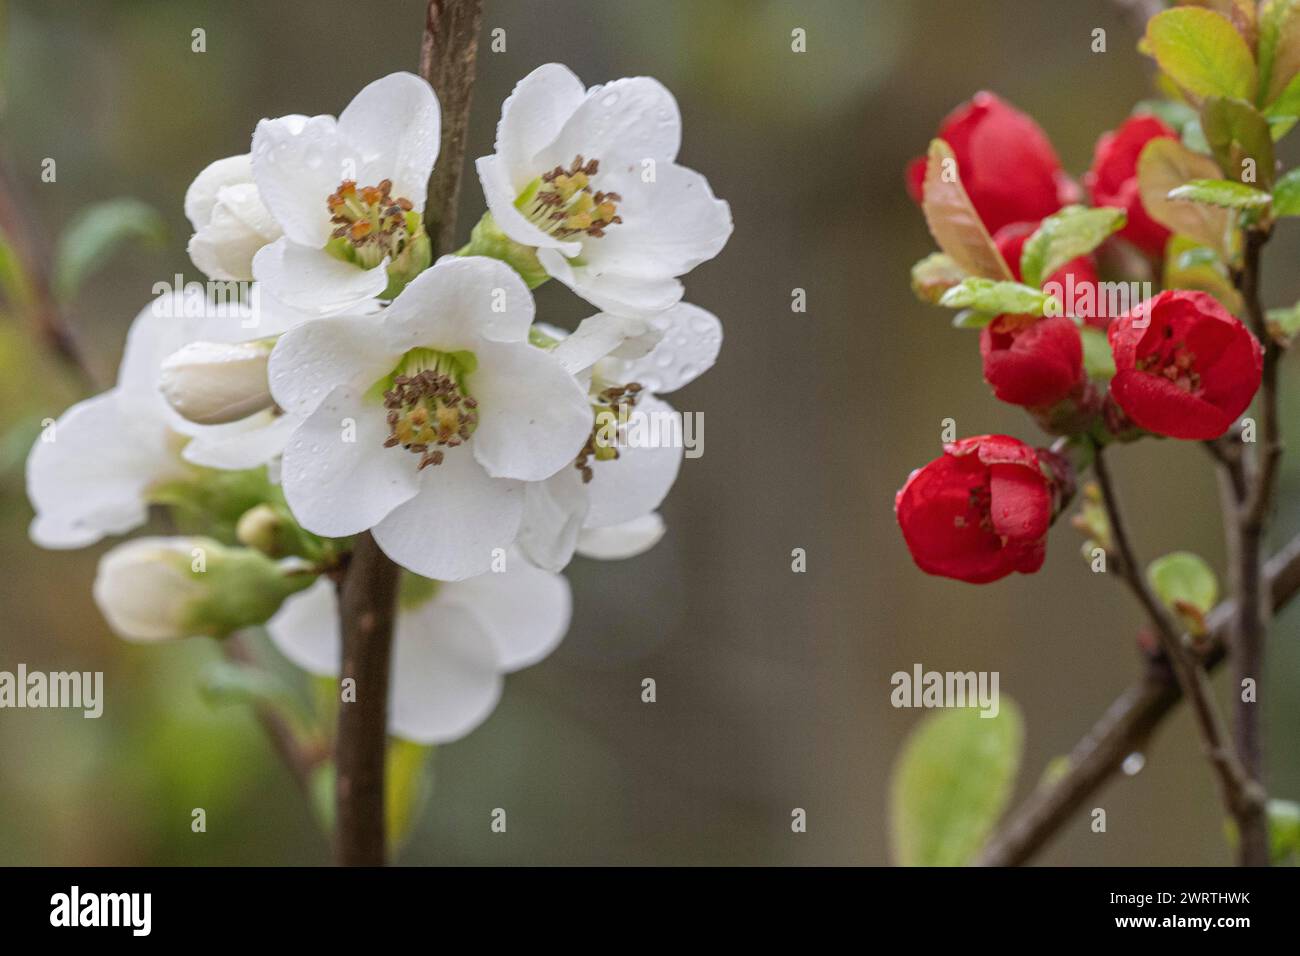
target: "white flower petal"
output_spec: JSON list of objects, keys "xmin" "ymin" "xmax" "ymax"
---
[
  {"xmin": 539, "ymin": 246, "xmax": 683, "ymax": 316},
  {"xmin": 336, "ymin": 72, "xmax": 440, "ymax": 210},
  {"xmin": 267, "ymin": 312, "xmax": 392, "ymax": 418},
  {"xmin": 494, "ymin": 64, "xmax": 587, "ymax": 184},
  {"xmin": 251, "ymin": 113, "xmax": 354, "ymax": 247},
  {"xmin": 444, "ymin": 551, "xmax": 571, "ymax": 671},
  {"xmin": 381, "ymin": 255, "xmax": 535, "ymax": 352},
  {"xmin": 279, "ymin": 385, "xmax": 420, "ymax": 537},
  {"xmin": 584, "ymin": 395, "xmax": 683, "ymax": 527},
  {"xmin": 578, "ymin": 163, "xmax": 733, "ymax": 279},
  {"xmin": 184, "ymin": 154, "xmax": 254, "ymax": 231},
  {"xmin": 470, "ymin": 339, "xmax": 591, "ymax": 481},
  {"xmin": 597, "ymin": 302, "xmax": 722, "ymax": 393},
  {"xmin": 390, "ymin": 602, "xmax": 502, "ymax": 744},
  {"xmin": 550, "ymin": 313, "xmax": 655, "ymax": 375},
  {"xmin": 536, "ymin": 76, "xmax": 682, "ymax": 171},
  {"xmin": 372, "ymin": 449, "xmax": 523, "ymax": 581},
  {"xmin": 517, "ymin": 470, "xmax": 588, "ymax": 572},
  {"xmin": 187, "ymin": 183, "xmax": 282, "ymax": 281},
  {"xmin": 181, "ymin": 411, "xmax": 297, "ymax": 471},
  {"xmin": 26, "ymin": 392, "xmax": 181, "ymax": 548},
  {"xmin": 576, "ymin": 512, "xmax": 666, "ymax": 560},
  {"xmin": 267, "ymin": 578, "xmax": 341, "ymax": 675},
  {"xmin": 252, "ymin": 237, "xmax": 388, "ymax": 317}
]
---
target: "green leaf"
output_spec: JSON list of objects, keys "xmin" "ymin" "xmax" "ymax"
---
[
  {"xmin": 1144, "ymin": 7, "xmax": 1257, "ymax": 103},
  {"xmin": 889, "ymin": 700, "xmax": 1024, "ymax": 867},
  {"xmin": 1147, "ymin": 551, "xmax": 1218, "ymax": 624},
  {"xmin": 1271, "ymin": 167, "xmax": 1300, "ymax": 214},
  {"xmin": 1163, "ymin": 234, "xmax": 1242, "ymax": 312},
  {"xmin": 1133, "ymin": 98, "xmax": 1199, "ymax": 135},
  {"xmin": 1168, "ymin": 178, "xmax": 1272, "ymax": 208},
  {"xmin": 951, "ymin": 309, "xmax": 996, "ymax": 330},
  {"xmin": 1139, "ymin": 139, "xmax": 1234, "ymax": 256},
  {"xmin": 1257, "ymin": 0, "xmax": 1300, "ymax": 107},
  {"xmin": 1200, "ymin": 97, "xmax": 1276, "ymax": 188},
  {"xmin": 1080, "ymin": 325, "xmax": 1116, "ymax": 382},
  {"xmin": 1019, "ymin": 205, "xmax": 1126, "ymax": 289},
  {"xmin": 1267, "ymin": 302, "xmax": 1300, "ymax": 343},
  {"xmin": 938, "ymin": 278, "xmax": 1050, "ymax": 316},
  {"xmin": 920, "ymin": 139, "xmax": 1013, "ymax": 280},
  {"xmin": 386, "ymin": 738, "xmax": 435, "ymax": 854},
  {"xmin": 1268, "ymin": 799, "xmax": 1300, "ymax": 862},
  {"xmin": 51, "ymin": 198, "xmax": 166, "ymax": 302},
  {"xmin": 910, "ymin": 252, "xmax": 967, "ymax": 304}
]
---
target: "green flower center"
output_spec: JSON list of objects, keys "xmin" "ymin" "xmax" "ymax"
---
[
  {"xmin": 515, "ymin": 155, "xmax": 622, "ymax": 241},
  {"xmin": 325, "ymin": 178, "xmax": 422, "ymax": 269},
  {"xmin": 378, "ymin": 348, "xmax": 479, "ymax": 471}
]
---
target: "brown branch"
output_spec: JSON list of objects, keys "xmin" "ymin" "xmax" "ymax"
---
[
  {"xmin": 333, "ymin": 0, "xmax": 483, "ymax": 867},
  {"xmin": 1230, "ymin": 225, "xmax": 1276, "ymax": 866},
  {"xmin": 0, "ymin": 157, "xmax": 99, "ymax": 389},
  {"xmin": 977, "ymin": 531, "xmax": 1300, "ymax": 866},
  {"xmin": 1091, "ymin": 448, "xmax": 1262, "ymax": 833}
]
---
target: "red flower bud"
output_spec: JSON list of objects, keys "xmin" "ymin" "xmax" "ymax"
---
[
  {"xmin": 895, "ymin": 435, "xmax": 1056, "ymax": 584},
  {"xmin": 1108, "ymin": 290, "xmax": 1262, "ymax": 441},
  {"xmin": 980, "ymin": 314, "xmax": 1085, "ymax": 409},
  {"xmin": 907, "ymin": 92, "xmax": 1071, "ymax": 235},
  {"xmin": 993, "ymin": 221, "xmax": 1102, "ymax": 326},
  {"xmin": 1084, "ymin": 115, "xmax": 1176, "ymax": 258}
]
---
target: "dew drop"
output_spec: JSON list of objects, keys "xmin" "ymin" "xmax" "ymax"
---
[{"xmin": 1121, "ymin": 752, "xmax": 1145, "ymax": 776}]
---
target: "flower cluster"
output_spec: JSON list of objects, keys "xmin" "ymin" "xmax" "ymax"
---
[
  {"xmin": 27, "ymin": 67, "xmax": 731, "ymax": 744},
  {"xmin": 899, "ymin": 81, "xmax": 1264, "ymax": 583}
]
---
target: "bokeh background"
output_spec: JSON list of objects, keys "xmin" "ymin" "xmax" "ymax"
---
[{"xmin": 1, "ymin": 0, "xmax": 1297, "ymax": 865}]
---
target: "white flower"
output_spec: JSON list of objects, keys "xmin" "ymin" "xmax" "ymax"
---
[
  {"xmin": 26, "ymin": 292, "xmax": 294, "ymax": 547},
  {"xmin": 185, "ymin": 155, "xmax": 282, "ymax": 281},
  {"xmin": 267, "ymin": 552, "xmax": 570, "ymax": 744},
  {"xmin": 475, "ymin": 64, "xmax": 732, "ymax": 317},
  {"xmin": 267, "ymin": 256, "xmax": 591, "ymax": 581},
  {"xmin": 249, "ymin": 72, "xmax": 440, "ymax": 316},
  {"xmin": 517, "ymin": 303, "xmax": 722, "ymax": 571},
  {"xmin": 94, "ymin": 536, "xmax": 312, "ymax": 642}
]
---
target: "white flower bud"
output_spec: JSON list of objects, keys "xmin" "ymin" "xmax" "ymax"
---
[
  {"xmin": 92, "ymin": 538, "xmax": 207, "ymax": 642},
  {"xmin": 159, "ymin": 340, "xmax": 274, "ymax": 425},
  {"xmin": 185, "ymin": 155, "xmax": 281, "ymax": 281},
  {"xmin": 93, "ymin": 536, "xmax": 313, "ymax": 642}
]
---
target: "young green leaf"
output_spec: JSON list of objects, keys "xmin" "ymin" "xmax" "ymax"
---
[
  {"xmin": 1257, "ymin": 0, "xmax": 1300, "ymax": 107},
  {"xmin": 1268, "ymin": 799, "xmax": 1300, "ymax": 863},
  {"xmin": 938, "ymin": 277, "xmax": 1050, "ymax": 316},
  {"xmin": 1080, "ymin": 325, "xmax": 1116, "ymax": 382},
  {"xmin": 1200, "ymin": 97, "xmax": 1275, "ymax": 188},
  {"xmin": 1266, "ymin": 301, "xmax": 1300, "ymax": 343},
  {"xmin": 52, "ymin": 198, "xmax": 166, "ymax": 302},
  {"xmin": 920, "ymin": 139, "xmax": 1013, "ymax": 281},
  {"xmin": 1147, "ymin": 551, "xmax": 1218, "ymax": 634},
  {"xmin": 1271, "ymin": 167, "xmax": 1300, "ymax": 214},
  {"xmin": 1139, "ymin": 139, "xmax": 1234, "ymax": 256},
  {"xmin": 951, "ymin": 309, "xmax": 996, "ymax": 330},
  {"xmin": 910, "ymin": 252, "xmax": 967, "ymax": 304},
  {"xmin": 1163, "ymin": 234, "xmax": 1243, "ymax": 312},
  {"xmin": 1168, "ymin": 178, "xmax": 1272, "ymax": 208},
  {"xmin": 889, "ymin": 701, "xmax": 1024, "ymax": 867},
  {"xmin": 1019, "ymin": 205, "xmax": 1126, "ymax": 289},
  {"xmin": 1144, "ymin": 7, "xmax": 1257, "ymax": 103}
]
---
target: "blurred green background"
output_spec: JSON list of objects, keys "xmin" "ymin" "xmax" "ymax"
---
[{"xmin": 0, "ymin": 0, "xmax": 1297, "ymax": 865}]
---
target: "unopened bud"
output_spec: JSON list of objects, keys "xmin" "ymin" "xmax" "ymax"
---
[{"xmin": 160, "ymin": 340, "xmax": 274, "ymax": 425}]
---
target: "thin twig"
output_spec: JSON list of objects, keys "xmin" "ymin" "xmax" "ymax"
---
[
  {"xmin": 1230, "ymin": 225, "xmax": 1276, "ymax": 865},
  {"xmin": 333, "ymin": 0, "xmax": 483, "ymax": 867},
  {"xmin": 977, "ymin": 531, "xmax": 1300, "ymax": 866},
  {"xmin": 1091, "ymin": 447, "xmax": 1264, "ymax": 839},
  {"xmin": 0, "ymin": 157, "xmax": 99, "ymax": 389}
]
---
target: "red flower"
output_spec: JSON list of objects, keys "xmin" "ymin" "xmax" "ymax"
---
[
  {"xmin": 907, "ymin": 92, "xmax": 1072, "ymax": 235},
  {"xmin": 981, "ymin": 314, "xmax": 1084, "ymax": 408},
  {"xmin": 1108, "ymin": 290, "xmax": 1262, "ymax": 440},
  {"xmin": 895, "ymin": 435, "xmax": 1055, "ymax": 584},
  {"xmin": 1085, "ymin": 115, "xmax": 1176, "ymax": 258},
  {"xmin": 993, "ymin": 221, "xmax": 1102, "ymax": 327}
]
